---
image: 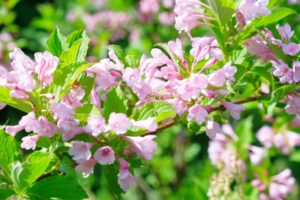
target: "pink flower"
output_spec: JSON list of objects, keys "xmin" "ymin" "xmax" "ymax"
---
[
  {"xmin": 282, "ymin": 43, "xmax": 300, "ymax": 56},
  {"xmin": 124, "ymin": 135, "xmax": 157, "ymax": 160},
  {"xmin": 85, "ymin": 115, "xmax": 107, "ymax": 136},
  {"xmin": 285, "ymin": 96, "xmax": 300, "ymax": 117},
  {"xmin": 238, "ymin": 0, "xmax": 270, "ymax": 23},
  {"xmin": 5, "ymin": 112, "xmax": 37, "ymax": 137},
  {"xmin": 75, "ymin": 159, "xmax": 97, "ymax": 177},
  {"xmin": 269, "ymin": 169, "xmax": 295, "ymax": 200},
  {"xmin": 9, "ymin": 48, "xmax": 35, "ymax": 71},
  {"xmin": 205, "ymin": 120, "xmax": 222, "ymax": 139},
  {"xmin": 168, "ymin": 39, "xmax": 187, "ymax": 66},
  {"xmin": 174, "ymin": 0, "xmax": 211, "ymax": 32},
  {"xmin": 187, "ymin": 104, "xmax": 208, "ymax": 125},
  {"xmin": 272, "ymin": 60, "xmax": 293, "ymax": 83},
  {"xmin": 222, "ymin": 101, "xmax": 245, "ymax": 120},
  {"xmin": 292, "ymin": 61, "xmax": 300, "ymax": 82},
  {"xmin": 69, "ymin": 141, "xmax": 92, "ymax": 162},
  {"xmin": 176, "ymin": 74, "xmax": 208, "ymax": 100},
  {"xmin": 58, "ymin": 118, "xmax": 84, "ymax": 141},
  {"xmin": 209, "ymin": 63, "xmax": 236, "ymax": 87},
  {"xmin": 118, "ymin": 158, "xmax": 136, "ymax": 191},
  {"xmin": 245, "ymin": 35, "xmax": 275, "ymax": 62},
  {"xmin": 36, "ymin": 116, "xmax": 57, "ymax": 137},
  {"xmin": 166, "ymin": 98, "xmax": 188, "ymax": 116},
  {"xmin": 94, "ymin": 146, "xmax": 115, "ymax": 165},
  {"xmin": 277, "ymin": 23, "xmax": 294, "ymax": 42},
  {"xmin": 249, "ymin": 145, "xmax": 265, "ymax": 165},
  {"xmin": 256, "ymin": 126, "xmax": 274, "ymax": 148},
  {"xmin": 132, "ymin": 118, "xmax": 158, "ymax": 132},
  {"xmin": 34, "ymin": 51, "xmax": 59, "ymax": 86},
  {"xmin": 61, "ymin": 86, "xmax": 85, "ymax": 109},
  {"xmin": 21, "ymin": 135, "xmax": 40, "ymax": 150},
  {"xmin": 52, "ymin": 103, "xmax": 74, "ymax": 120},
  {"xmin": 108, "ymin": 113, "xmax": 132, "ymax": 134}
]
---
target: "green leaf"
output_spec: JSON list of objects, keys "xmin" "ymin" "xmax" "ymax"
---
[
  {"xmin": 125, "ymin": 54, "xmax": 140, "ymax": 68},
  {"xmin": 237, "ymin": 7, "xmax": 296, "ymax": 44},
  {"xmin": 0, "ymin": 188, "xmax": 15, "ymax": 199},
  {"xmin": 235, "ymin": 117, "xmax": 253, "ymax": 159},
  {"xmin": 11, "ymin": 152, "xmax": 52, "ymax": 194},
  {"xmin": 26, "ymin": 176, "xmax": 88, "ymax": 200},
  {"xmin": 130, "ymin": 101, "xmax": 176, "ymax": 122},
  {"xmin": 0, "ymin": 129, "xmax": 18, "ymax": 173},
  {"xmin": 47, "ymin": 27, "xmax": 67, "ymax": 57},
  {"xmin": 0, "ymin": 87, "xmax": 32, "ymax": 113},
  {"xmin": 60, "ymin": 31, "xmax": 90, "ymax": 64},
  {"xmin": 207, "ymin": 0, "xmax": 235, "ymax": 25},
  {"xmin": 103, "ymin": 164, "xmax": 124, "ymax": 198},
  {"xmin": 66, "ymin": 30, "xmax": 84, "ymax": 47},
  {"xmin": 51, "ymin": 62, "xmax": 91, "ymax": 100},
  {"xmin": 290, "ymin": 150, "xmax": 300, "ymax": 163},
  {"xmin": 103, "ymin": 84, "xmax": 129, "ymax": 120}
]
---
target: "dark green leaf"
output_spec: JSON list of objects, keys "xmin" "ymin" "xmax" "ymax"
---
[
  {"xmin": 47, "ymin": 27, "xmax": 67, "ymax": 57},
  {"xmin": 26, "ymin": 176, "xmax": 88, "ymax": 200},
  {"xmin": 103, "ymin": 84, "xmax": 129, "ymax": 120}
]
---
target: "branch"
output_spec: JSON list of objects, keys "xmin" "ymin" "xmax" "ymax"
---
[{"xmin": 143, "ymin": 94, "xmax": 265, "ymax": 136}]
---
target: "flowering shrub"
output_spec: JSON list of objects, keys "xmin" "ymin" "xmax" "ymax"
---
[{"xmin": 0, "ymin": 0, "xmax": 300, "ymax": 199}]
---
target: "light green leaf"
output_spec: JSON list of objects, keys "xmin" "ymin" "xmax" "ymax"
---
[
  {"xmin": 130, "ymin": 101, "xmax": 176, "ymax": 122},
  {"xmin": 47, "ymin": 27, "xmax": 67, "ymax": 57},
  {"xmin": 207, "ymin": 0, "xmax": 235, "ymax": 25},
  {"xmin": 108, "ymin": 45, "xmax": 124, "ymax": 61},
  {"xmin": 0, "ymin": 87, "xmax": 32, "ymax": 113},
  {"xmin": 290, "ymin": 150, "xmax": 300, "ymax": 163},
  {"xmin": 103, "ymin": 84, "xmax": 128, "ymax": 120},
  {"xmin": 11, "ymin": 152, "xmax": 52, "ymax": 194},
  {"xmin": 0, "ymin": 129, "xmax": 18, "ymax": 173},
  {"xmin": 26, "ymin": 176, "xmax": 88, "ymax": 200}
]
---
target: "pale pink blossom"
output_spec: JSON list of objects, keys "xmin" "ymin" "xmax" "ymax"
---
[
  {"xmin": 108, "ymin": 113, "xmax": 132, "ymax": 134},
  {"xmin": 292, "ymin": 61, "xmax": 300, "ymax": 82},
  {"xmin": 168, "ymin": 39, "xmax": 187, "ymax": 66},
  {"xmin": 187, "ymin": 104, "xmax": 208, "ymax": 125},
  {"xmin": 285, "ymin": 96, "xmax": 300, "ymax": 117},
  {"xmin": 36, "ymin": 116, "xmax": 57, "ymax": 137},
  {"xmin": 75, "ymin": 159, "xmax": 97, "ymax": 177},
  {"xmin": 5, "ymin": 112, "xmax": 37, "ymax": 137},
  {"xmin": 94, "ymin": 146, "xmax": 115, "ymax": 165},
  {"xmin": 249, "ymin": 145, "xmax": 265, "ymax": 165},
  {"xmin": 118, "ymin": 158, "xmax": 136, "ymax": 191},
  {"xmin": 61, "ymin": 86, "xmax": 85, "ymax": 109},
  {"xmin": 85, "ymin": 115, "xmax": 107, "ymax": 136},
  {"xmin": 34, "ymin": 51, "xmax": 59, "ymax": 86},
  {"xmin": 256, "ymin": 126, "xmax": 275, "ymax": 148},
  {"xmin": 166, "ymin": 98, "xmax": 188, "ymax": 116},
  {"xmin": 174, "ymin": 0, "xmax": 211, "ymax": 32},
  {"xmin": 282, "ymin": 43, "xmax": 300, "ymax": 56},
  {"xmin": 9, "ymin": 48, "xmax": 35, "ymax": 71},
  {"xmin": 209, "ymin": 63, "xmax": 236, "ymax": 87},
  {"xmin": 69, "ymin": 141, "xmax": 92, "ymax": 162},
  {"xmin": 277, "ymin": 23, "xmax": 294, "ymax": 42},
  {"xmin": 239, "ymin": 0, "xmax": 270, "ymax": 23},
  {"xmin": 245, "ymin": 35, "xmax": 275, "ymax": 62},
  {"xmin": 272, "ymin": 60, "xmax": 293, "ymax": 83},
  {"xmin": 222, "ymin": 101, "xmax": 245, "ymax": 120},
  {"xmin": 124, "ymin": 135, "xmax": 157, "ymax": 160},
  {"xmin": 252, "ymin": 179, "xmax": 267, "ymax": 192},
  {"xmin": 205, "ymin": 120, "xmax": 222, "ymax": 139},
  {"xmin": 132, "ymin": 118, "xmax": 158, "ymax": 132},
  {"xmin": 269, "ymin": 169, "xmax": 295, "ymax": 200},
  {"xmin": 52, "ymin": 103, "xmax": 74, "ymax": 120},
  {"xmin": 21, "ymin": 135, "xmax": 40, "ymax": 150}
]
